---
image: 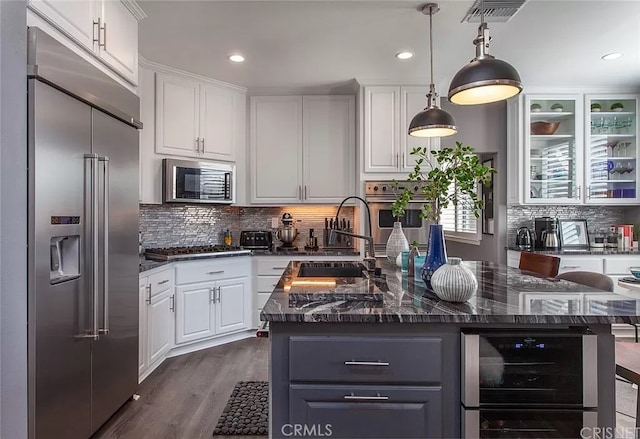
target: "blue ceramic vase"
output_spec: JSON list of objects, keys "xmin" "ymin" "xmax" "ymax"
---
[{"xmin": 422, "ymin": 224, "xmax": 447, "ymax": 289}]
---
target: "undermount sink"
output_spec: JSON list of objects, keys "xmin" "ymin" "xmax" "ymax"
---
[{"xmin": 297, "ymin": 262, "xmax": 367, "ymax": 278}]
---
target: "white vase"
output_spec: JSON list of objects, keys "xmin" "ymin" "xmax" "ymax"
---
[
  {"xmin": 386, "ymin": 222, "xmax": 409, "ymax": 263},
  {"xmin": 430, "ymin": 257, "xmax": 477, "ymax": 302}
]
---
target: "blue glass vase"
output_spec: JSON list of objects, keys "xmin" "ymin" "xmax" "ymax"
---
[{"xmin": 422, "ymin": 224, "xmax": 447, "ymax": 290}]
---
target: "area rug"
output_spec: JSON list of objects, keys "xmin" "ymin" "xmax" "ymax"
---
[{"xmin": 213, "ymin": 381, "xmax": 268, "ymax": 436}]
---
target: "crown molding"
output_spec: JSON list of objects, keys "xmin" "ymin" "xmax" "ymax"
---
[
  {"xmin": 138, "ymin": 56, "xmax": 247, "ymax": 92},
  {"xmin": 248, "ymin": 79, "xmax": 359, "ymax": 96},
  {"xmin": 122, "ymin": 0, "xmax": 147, "ymax": 21}
]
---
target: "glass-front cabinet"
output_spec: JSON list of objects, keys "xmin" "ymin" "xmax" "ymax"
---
[
  {"xmin": 585, "ymin": 95, "xmax": 639, "ymax": 204},
  {"xmin": 524, "ymin": 95, "xmax": 583, "ymax": 204}
]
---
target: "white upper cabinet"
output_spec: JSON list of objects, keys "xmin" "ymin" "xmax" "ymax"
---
[
  {"xmin": 155, "ymin": 73, "xmax": 200, "ymax": 157},
  {"xmin": 250, "ymin": 95, "xmax": 354, "ymax": 204},
  {"xmin": 508, "ymin": 91, "xmax": 639, "ymax": 206},
  {"xmin": 302, "ymin": 95, "xmax": 355, "ymax": 203},
  {"xmin": 250, "ymin": 96, "xmax": 303, "ymax": 203},
  {"xmin": 96, "ymin": 0, "xmax": 139, "ymax": 85},
  {"xmin": 155, "ymin": 73, "xmax": 244, "ymax": 162},
  {"xmin": 584, "ymin": 94, "xmax": 639, "ymax": 204},
  {"xmin": 27, "ymin": 0, "xmax": 143, "ymax": 85},
  {"xmin": 523, "ymin": 94, "xmax": 583, "ymax": 204},
  {"xmin": 28, "ymin": 0, "xmax": 97, "ymax": 49},
  {"xmin": 362, "ymin": 85, "xmax": 437, "ymax": 174}
]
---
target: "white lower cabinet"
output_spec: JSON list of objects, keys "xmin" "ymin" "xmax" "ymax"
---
[
  {"xmin": 174, "ymin": 257, "xmax": 251, "ymax": 345},
  {"xmin": 148, "ymin": 289, "xmax": 174, "ymax": 365},
  {"xmin": 139, "ymin": 265, "xmax": 174, "ymax": 382},
  {"xmin": 175, "ymin": 282, "xmax": 216, "ymax": 344}
]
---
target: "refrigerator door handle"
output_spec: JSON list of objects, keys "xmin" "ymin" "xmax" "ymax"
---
[
  {"xmin": 98, "ymin": 156, "xmax": 110, "ymax": 335},
  {"xmin": 77, "ymin": 153, "xmax": 100, "ymax": 340}
]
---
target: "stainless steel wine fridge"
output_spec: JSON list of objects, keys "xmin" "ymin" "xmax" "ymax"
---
[{"xmin": 461, "ymin": 331, "xmax": 599, "ymax": 438}]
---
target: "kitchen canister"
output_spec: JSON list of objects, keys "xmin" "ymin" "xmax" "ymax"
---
[{"xmin": 430, "ymin": 257, "xmax": 478, "ymax": 302}]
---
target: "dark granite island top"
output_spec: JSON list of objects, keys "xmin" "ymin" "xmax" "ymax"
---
[
  {"xmin": 264, "ymin": 259, "xmax": 631, "ymax": 438},
  {"xmin": 261, "ymin": 259, "xmax": 640, "ymax": 324}
]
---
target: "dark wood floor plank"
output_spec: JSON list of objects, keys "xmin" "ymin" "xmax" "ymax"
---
[{"xmin": 94, "ymin": 336, "xmax": 269, "ymax": 439}]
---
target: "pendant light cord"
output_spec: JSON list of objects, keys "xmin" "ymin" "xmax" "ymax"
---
[{"xmin": 429, "ymin": 4, "xmax": 434, "ymax": 88}]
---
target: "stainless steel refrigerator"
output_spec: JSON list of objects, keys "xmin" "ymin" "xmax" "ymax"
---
[{"xmin": 27, "ymin": 28, "xmax": 142, "ymax": 438}]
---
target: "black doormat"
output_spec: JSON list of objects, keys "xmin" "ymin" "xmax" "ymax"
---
[{"xmin": 213, "ymin": 381, "xmax": 268, "ymax": 436}]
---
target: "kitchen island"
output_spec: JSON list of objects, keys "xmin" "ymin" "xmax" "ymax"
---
[{"xmin": 261, "ymin": 260, "xmax": 640, "ymax": 438}]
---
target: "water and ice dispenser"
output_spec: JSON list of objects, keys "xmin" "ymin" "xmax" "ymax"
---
[{"xmin": 49, "ymin": 235, "xmax": 80, "ymax": 283}]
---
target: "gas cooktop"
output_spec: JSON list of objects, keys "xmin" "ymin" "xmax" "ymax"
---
[{"xmin": 144, "ymin": 245, "xmax": 252, "ymax": 261}]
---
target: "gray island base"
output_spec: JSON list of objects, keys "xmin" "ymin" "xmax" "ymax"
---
[{"xmin": 261, "ymin": 260, "xmax": 640, "ymax": 439}]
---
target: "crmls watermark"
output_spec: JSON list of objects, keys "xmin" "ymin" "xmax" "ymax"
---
[
  {"xmin": 581, "ymin": 427, "xmax": 640, "ymax": 439},
  {"xmin": 281, "ymin": 423, "xmax": 333, "ymax": 437}
]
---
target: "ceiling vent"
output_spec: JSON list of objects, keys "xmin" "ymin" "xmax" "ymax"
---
[{"xmin": 462, "ymin": 0, "xmax": 528, "ymax": 23}]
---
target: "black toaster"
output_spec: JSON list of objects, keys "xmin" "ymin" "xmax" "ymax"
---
[{"xmin": 240, "ymin": 230, "xmax": 273, "ymax": 249}]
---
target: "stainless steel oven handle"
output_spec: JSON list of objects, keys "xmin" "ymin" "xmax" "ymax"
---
[{"xmin": 98, "ymin": 157, "xmax": 109, "ymax": 335}]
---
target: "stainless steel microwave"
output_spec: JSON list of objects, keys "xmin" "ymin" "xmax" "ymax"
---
[{"xmin": 163, "ymin": 158, "xmax": 235, "ymax": 204}]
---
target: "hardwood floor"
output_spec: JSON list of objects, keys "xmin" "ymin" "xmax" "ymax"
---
[{"xmin": 94, "ymin": 336, "xmax": 269, "ymax": 439}]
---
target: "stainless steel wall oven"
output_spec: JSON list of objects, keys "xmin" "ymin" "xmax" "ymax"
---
[
  {"xmin": 364, "ymin": 180, "xmax": 431, "ymax": 256},
  {"xmin": 461, "ymin": 331, "xmax": 599, "ymax": 438}
]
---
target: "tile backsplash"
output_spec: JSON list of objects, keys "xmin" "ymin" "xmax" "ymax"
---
[
  {"xmin": 140, "ymin": 204, "xmax": 355, "ymax": 250},
  {"xmin": 506, "ymin": 205, "xmax": 627, "ymax": 247}
]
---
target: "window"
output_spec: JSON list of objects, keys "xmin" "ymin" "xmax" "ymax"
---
[{"xmin": 440, "ymin": 183, "xmax": 481, "ymax": 244}]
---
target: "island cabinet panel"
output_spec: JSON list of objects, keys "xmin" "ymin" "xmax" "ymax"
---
[
  {"xmin": 289, "ymin": 384, "xmax": 442, "ymax": 439},
  {"xmin": 289, "ymin": 336, "xmax": 441, "ymax": 383}
]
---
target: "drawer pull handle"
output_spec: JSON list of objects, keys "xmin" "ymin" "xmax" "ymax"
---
[
  {"xmin": 344, "ymin": 361, "xmax": 390, "ymax": 367},
  {"xmin": 272, "ymin": 267, "xmax": 287, "ymax": 270},
  {"xmin": 344, "ymin": 393, "xmax": 389, "ymax": 401},
  {"xmin": 158, "ymin": 279, "xmax": 170, "ymax": 285},
  {"xmin": 207, "ymin": 270, "xmax": 225, "ymax": 275},
  {"xmin": 561, "ymin": 265, "xmax": 580, "ymax": 269}
]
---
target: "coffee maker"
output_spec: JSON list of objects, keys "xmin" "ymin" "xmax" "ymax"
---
[{"xmin": 534, "ymin": 217, "xmax": 560, "ymax": 249}]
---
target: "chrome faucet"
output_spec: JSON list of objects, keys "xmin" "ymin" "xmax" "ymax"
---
[{"xmin": 329, "ymin": 196, "xmax": 377, "ymax": 273}]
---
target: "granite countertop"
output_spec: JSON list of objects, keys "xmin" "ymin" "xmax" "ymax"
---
[
  {"xmin": 251, "ymin": 249, "xmax": 361, "ymax": 257},
  {"xmin": 139, "ymin": 248, "xmax": 361, "ymax": 273},
  {"xmin": 261, "ymin": 260, "xmax": 640, "ymax": 324},
  {"xmin": 507, "ymin": 246, "xmax": 640, "ymax": 256}
]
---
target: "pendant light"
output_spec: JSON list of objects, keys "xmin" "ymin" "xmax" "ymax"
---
[
  {"xmin": 408, "ymin": 3, "xmax": 457, "ymax": 138},
  {"xmin": 448, "ymin": 0, "xmax": 522, "ymax": 105}
]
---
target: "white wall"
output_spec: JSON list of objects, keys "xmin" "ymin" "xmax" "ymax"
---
[
  {"xmin": 0, "ymin": 1, "xmax": 28, "ymax": 438},
  {"xmin": 440, "ymin": 99, "xmax": 508, "ymax": 264}
]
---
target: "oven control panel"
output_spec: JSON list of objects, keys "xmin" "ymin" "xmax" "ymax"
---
[{"xmin": 364, "ymin": 180, "xmax": 425, "ymax": 199}]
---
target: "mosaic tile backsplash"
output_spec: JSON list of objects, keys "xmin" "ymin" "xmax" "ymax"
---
[
  {"xmin": 506, "ymin": 205, "xmax": 627, "ymax": 247},
  {"xmin": 140, "ymin": 204, "xmax": 355, "ymax": 250}
]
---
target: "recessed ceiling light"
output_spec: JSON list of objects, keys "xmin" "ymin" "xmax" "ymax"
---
[
  {"xmin": 229, "ymin": 54, "xmax": 245, "ymax": 63},
  {"xmin": 602, "ymin": 52, "xmax": 623, "ymax": 61},
  {"xmin": 396, "ymin": 51, "xmax": 414, "ymax": 60}
]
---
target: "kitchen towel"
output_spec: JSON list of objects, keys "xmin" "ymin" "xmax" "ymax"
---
[{"xmin": 213, "ymin": 381, "xmax": 268, "ymax": 436}]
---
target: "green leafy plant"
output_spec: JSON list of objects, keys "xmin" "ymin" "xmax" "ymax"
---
[
  {"xmin": 396, "ymin": 141, "xmax": 495, "ymax": 224},
  {"xmin": 390, "ymin": 180, "xmax": 412, "ymax": 220}
]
